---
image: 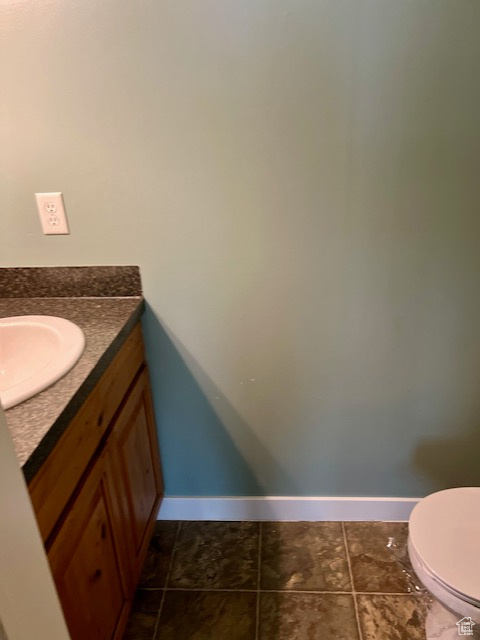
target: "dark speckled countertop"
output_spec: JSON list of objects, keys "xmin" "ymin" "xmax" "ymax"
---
[{"xmin": 0, "ymin": 266, "xmax": 144, "ymax": 483}]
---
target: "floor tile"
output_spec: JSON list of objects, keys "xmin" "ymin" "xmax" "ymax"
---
[
  {"xmin": 258, "ymin": 592, "xmax": 359, "ymax": 640},
  {"xmin": 138, "ymin": 521, "xmax": 178, "ymax": 588},
  {"xmin": 152, "ymin": 520, "xmax": 179, "ymax": 536},
  {"xmin": 155, "ymin": 591, "xmax": 256, "ymax": 640},
  {"xmin": 123, "ymin": 589, "xmax": 163, "ymax": 640},
  {"xmin": 344, "ymin": 522, "xmax": 421, "ymax": 593},
  {"xmin": 168, "ymin": 522, "xmax": 259, "ymax": 589},
  {"xmin": 357, "ymin": 594, "xmax": 429, "ymax": 640},
  {"xmin": 261, "ymin": 522, "xmax": 351, "ymax": 591}
]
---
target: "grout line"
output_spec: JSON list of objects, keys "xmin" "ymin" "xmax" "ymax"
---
[
  {"xmin": 152, "ymin": 520, "xmax": 182, "ymax": 640},
  {"xmin": 356, "ymin": 591, "xmax": 425, "ymax": 597},
  {"xmin": 255, "ymin": 522, "xmax": 262, "ymax": 640},
  {"xmin": 342, "ymin": 522, "xmax": 364, "ymax": 640},
  {"xmin": 161, "ymin": 588, "xmax": 352, "ymax": 594},
  {"xmin": 149, "ymin": 586, "xmax": 422, "ymax": 596},
  {"xmin": 152, "ymin": 590, "xmax": 166, "ymax": 640}
]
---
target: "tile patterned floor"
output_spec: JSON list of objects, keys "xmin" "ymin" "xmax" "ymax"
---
[{"xmin": 123, "ymin": 521, "xmax": 431, "ymax": 640}]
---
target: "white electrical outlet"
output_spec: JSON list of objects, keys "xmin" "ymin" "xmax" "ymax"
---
[{"xmin": 35, "ymin": 192, "xmax": 70, "ymax": 235}]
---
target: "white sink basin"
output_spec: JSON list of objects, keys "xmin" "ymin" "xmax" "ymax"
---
[{"xmin": 0, "ymin": 315, "xmax": 85, "ymax": 410}]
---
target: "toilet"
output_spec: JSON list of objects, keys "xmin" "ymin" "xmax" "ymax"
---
[{"xmin": 408, "ymin": 487, "xmax": 480, "ymax": 637}]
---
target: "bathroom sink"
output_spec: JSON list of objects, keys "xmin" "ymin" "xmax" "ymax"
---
[{"xmin": 0, "ymin": 315, "xmax": 85, "ymax": 410}]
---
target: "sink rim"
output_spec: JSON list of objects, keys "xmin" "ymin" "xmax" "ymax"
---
[{"xmin": 0, "ymin": 315, "xmax": 86, "ymax": 410}]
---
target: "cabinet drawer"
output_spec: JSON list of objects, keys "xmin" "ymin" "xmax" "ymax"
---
[{"xmin": 29, "ymin": 324, "xmax": 145, "ymax": 543}]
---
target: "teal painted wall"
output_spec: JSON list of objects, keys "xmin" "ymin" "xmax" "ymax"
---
[{"xmin": 2, "ymin": 1, "xmax": 480, "ymax": 497}]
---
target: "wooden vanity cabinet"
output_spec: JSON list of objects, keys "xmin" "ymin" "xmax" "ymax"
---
[{"xmin": 28, "ymin": 323, "xmax": 163, "ymax": 640}]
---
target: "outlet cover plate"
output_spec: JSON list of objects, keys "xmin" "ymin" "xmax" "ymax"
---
[{"xmin": 35, "ymin": 192, "xmax": 70, "ymax": 235}]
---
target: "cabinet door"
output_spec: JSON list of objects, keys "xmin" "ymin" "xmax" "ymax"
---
[
  {"xmin": 109, "ymin": 366, "xmax": 164, "ymax": 585},
  {"xmin": 48, "ymin": 453, "xmax": 129, "ymax": 640}
]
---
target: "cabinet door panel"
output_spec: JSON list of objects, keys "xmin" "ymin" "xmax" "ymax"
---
[
  {"xmin": 48, "ymin": 455, "xmax": 127, "ymax": 640},
  {"xmin": 110, "ymin": 368, "xmax": 163, "ymax": 582},
  {"xmin": 123, "ymin": 400, "xmax": 157, "ymax": 547}
]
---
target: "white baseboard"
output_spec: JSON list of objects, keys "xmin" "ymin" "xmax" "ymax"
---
[{"xmin": 158, "ymin": 496, "xmax": 420, "ymax": 522}]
